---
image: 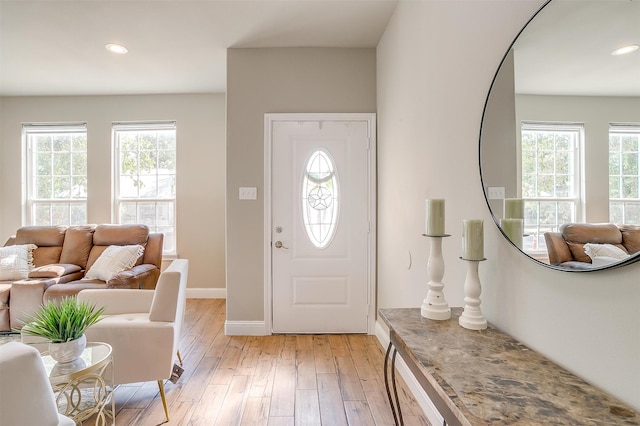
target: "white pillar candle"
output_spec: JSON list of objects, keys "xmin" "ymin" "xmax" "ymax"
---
[
  {"xmin": 500, "ymin": 218, "xmax": 523, "ymax": 249},
  {"xmin": 425, "ymin": 199, "xmax": 445, "ymax": 236},
  {"xmin": 504, "ymin": 198, "xmax": 524, "ymax": 220},
  {"xmin": 462, "ymin": 219, "xmax": 484, "ymax": 260}
]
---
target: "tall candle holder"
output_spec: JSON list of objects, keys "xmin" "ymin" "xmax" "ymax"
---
[
  {"xmin": 421, "ymin": 234, "xmax": 451, "ymax": 320},
  {"xmin": 459, "ymin": 257, "xmax": 487, "ymax": 330}
]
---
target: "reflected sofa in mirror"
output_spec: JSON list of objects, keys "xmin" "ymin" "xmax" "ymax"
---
[{"xmin": 479, "ymin": 0, "xmax": 640, "ymax": 271}]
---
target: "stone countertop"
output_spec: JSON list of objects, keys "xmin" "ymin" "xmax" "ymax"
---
[{"xmin": 379, "ymin": 308, "xmax": 639, "ymax": 425}]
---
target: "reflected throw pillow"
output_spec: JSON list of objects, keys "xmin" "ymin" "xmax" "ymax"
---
[
  {"xmin": 583, "ymin": 243, "xmax": 629, "ymax": 261},
  {"xmin": 0, "ymin": 244, "xmax": 37, "ymax": 280},
  {"xmin": 85, "ymin": 244, "xmax": 145, "ymax": 281}
]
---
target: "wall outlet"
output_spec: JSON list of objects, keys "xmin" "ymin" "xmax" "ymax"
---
[{"xmin": 487, "ymin": 186, "xmax": 505, "ymax": 200}]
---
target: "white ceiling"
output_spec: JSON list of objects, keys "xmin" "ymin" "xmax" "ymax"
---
[
  {"xmin": 0, "ymin": 0, "xmax": 399, "ymax": 96},
  {"xmin": 514, "ymin": 0, "xmax": 640, "ymax": 96},
  {"xmin": 1, "ymin": 0, "xmax": 638, "ymax": 97}
]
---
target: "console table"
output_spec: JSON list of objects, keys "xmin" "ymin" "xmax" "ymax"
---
[{"xmin": 379, "ymin": 308, "xmax": 639, "ymax": 425}]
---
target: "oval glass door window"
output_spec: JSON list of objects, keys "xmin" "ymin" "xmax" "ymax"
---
[{"xmin": 302, "ymin": 149, "xmax": 339, "ymax": 248}]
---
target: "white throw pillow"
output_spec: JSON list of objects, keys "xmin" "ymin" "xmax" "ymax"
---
[
  {"xmin": 85, "ymin": 245, "xmax": 145, "ymax": 281},
  {"xmin": 583, "ymin": 243, "xmax": 629, "ymax": 261},
  {"xmin": 0, "ymin": 244, "xmax": 37, "ymax": 280}
]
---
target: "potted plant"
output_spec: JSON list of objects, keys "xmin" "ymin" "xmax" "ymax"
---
[{"xmin": 20, "ymin": 296, "xmax": 105, "ymax": 363}]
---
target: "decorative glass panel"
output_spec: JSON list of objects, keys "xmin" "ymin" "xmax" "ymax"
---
[{"xmin": 302, "ymin": 149, "xmax": 339, "ymax": 248}]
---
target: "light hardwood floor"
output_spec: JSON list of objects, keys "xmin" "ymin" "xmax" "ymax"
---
[{"xmin": 113, "ymin": 299, "xmax": 430, "ymax": 425}]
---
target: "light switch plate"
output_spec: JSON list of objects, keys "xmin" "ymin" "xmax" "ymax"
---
[
  {"xmin": 487, "ymin": 186, "xmax": 505, "ymax": 200},
  {"xmin": 239, "ymin": 187, "xmax": 257, "ymax": 200}
]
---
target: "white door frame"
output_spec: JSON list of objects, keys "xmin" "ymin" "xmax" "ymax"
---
[{"xmin": 264, "ymin": 113, "xmax": 377, "ymax": 335}]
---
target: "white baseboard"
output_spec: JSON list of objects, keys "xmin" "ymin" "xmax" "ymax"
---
[
  {"xmin": 186, "ymin": 288, "xmax": 226, "ymax": 299},
  {"xmin": 225, "ymin": 320, "xmax": 267, "ymax": 336},
  {"xmin": 374, "ymin": 321, "xmax": 444, "ymax": 426}
]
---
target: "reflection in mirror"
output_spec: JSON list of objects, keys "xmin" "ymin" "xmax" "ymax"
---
[{"xmin": 479, "ymin": 0, "xmax": 640, "ymax": 271}]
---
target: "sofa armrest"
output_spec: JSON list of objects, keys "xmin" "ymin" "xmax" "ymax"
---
[
  {"xmin": 77, "ymin": 289, "xmax": 154, "ymax": 315},
  {"xmin": 544, "ymin": 232, "xmax": 574, "ymax": 265},
  {"xmin": 107, "ymin": 264, "xmax": 160, "ymax": 290}
]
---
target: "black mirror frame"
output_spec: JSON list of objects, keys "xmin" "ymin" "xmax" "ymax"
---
[{"xmin": 478, "ymin": 0, "xmax": 640, "ymax": 273}]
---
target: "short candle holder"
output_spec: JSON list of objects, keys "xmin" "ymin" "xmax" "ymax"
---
[
  {"xmin": 459, "ymin": 257, "xmax": 487, "ymax": 330},
  {"xmin": 421, "ymin": 234, "xmax": 451, "ymax": 320}
]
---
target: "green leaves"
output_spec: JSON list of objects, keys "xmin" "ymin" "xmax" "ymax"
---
[{"xmin": 19, "ymin": 296, "xmax": 105, "ymax": 343}]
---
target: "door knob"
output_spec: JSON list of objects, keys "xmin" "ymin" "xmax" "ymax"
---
[{"xmin": 274, "ymin": 241, "xmax": 289, "ymax": 249}]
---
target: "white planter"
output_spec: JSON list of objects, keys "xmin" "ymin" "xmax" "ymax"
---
[{"xmin": 48, "ymin": 334, "xmax": 86, "ymax": 363}]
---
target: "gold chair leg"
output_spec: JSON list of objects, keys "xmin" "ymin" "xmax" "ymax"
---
[
  {"xmin": 157, "ymin": 380, "xmax": 169, "ymax": 421},
  {"xmin": 176, "ymin": 350, "xmax": 183, "ymax": 365}
]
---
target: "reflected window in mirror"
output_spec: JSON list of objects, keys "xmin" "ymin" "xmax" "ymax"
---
[
  {"xmin": 521, "ymin": 122, "xmax": 583, "ymax": 254},
  {"xmin": 609, "ymin": 125, "xmax": 640, "ymax": 224}
]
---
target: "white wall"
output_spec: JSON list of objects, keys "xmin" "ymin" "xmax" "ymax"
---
[
  {"xmin": 0, "ymin": 94, "xmax": 226, "ymax": 292},
  {"xmin": 377, "ymin": 0, "xmax": 640, "ymax": 411}
]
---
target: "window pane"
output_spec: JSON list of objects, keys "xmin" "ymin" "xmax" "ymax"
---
[
  {"xmin": 72, "ymin": 152, "xmax": 87, "ymax": 176},
  {"xmin": 53, "ymin": 135, "xmax": 71, "ymax": 152},
  {"xmin": 36, "ymin": 177, "xmax": 52, "ymax": 199},
  {"xmin": 53, "ymin": 176, "xmax": 71, "ymax": 198},
  {"xmin": 119, "ymin": 202, "xmax": 138, "ymax": 224},
  {"xmin": 33, "ymin": 204, "xmax": 51, "ymax": 225},
  {"xmin": 70, "ymin": 203, "xmax": 86, "ymax": 225},
  {"xmin": 51, "ymin": 203, "xmax": 69, "ymax": 225}
]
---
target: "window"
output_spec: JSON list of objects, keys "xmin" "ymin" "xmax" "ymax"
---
[
  {"xmin": 113, "ymin": 122, "xmax": 176, "ymax": 254},
  {"xmin": 24, "ymin": 123, "xmax": 87, "ymax": 226},
  {"xmin": 609, "ymin": 125, "xmax": 640, "ymax": 224},
  {"xmin": 521, "ymin": 123, "xmax": 582, "ymax": 252},
  {"xmin": 301, "ymin": 149, "xmax": 339, "ymax": 248}
]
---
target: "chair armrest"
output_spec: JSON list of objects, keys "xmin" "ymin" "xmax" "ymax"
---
[
  {"xmin": 77, "ymin": 289, "xmax": 154, "ymax": 315},
  {"xmin": 107, "ymin": 264, "xmax": 159, "ymax": 289}
]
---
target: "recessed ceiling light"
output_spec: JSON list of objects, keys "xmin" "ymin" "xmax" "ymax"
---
[
  {"xmin": 105, "ymin": 43, "xmax": 128, "ymax": 55},
  {"xmin": 611, "ymin": 44, "xmax": 639, "ymax": 56}
]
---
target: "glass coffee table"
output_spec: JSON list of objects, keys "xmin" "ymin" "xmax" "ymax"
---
[{"xmin": 41, "ymin": 342, "xmax": 115, "ymax": 426}]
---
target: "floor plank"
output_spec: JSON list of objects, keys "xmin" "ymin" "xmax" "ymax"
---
[{"xmin": 113, "ymin": 299, "xmax": 431, "ymax": 425}]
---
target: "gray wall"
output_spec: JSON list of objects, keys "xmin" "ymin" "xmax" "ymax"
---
[
  {"xmin": 0, "ymin": 94, "xmax": 226, "ymax": 291},
  {"xmin": 225, "ymin": 47, "xmax": 376, "ymax": 322},
  {"xmin": 377, "ymin": 0, "xmax": 639, "ymax": 410},
  {"xmin": 480, "ymin": 49, "xmax": 518, "ymax": 219}
]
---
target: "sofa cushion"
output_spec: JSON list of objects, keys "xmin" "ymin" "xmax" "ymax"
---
[
  {"xmin": 85, "ymin": 245, "xmax": 145, "ymax": 281},
  {"xmin": 14, "ymin": 226, "xmax": 66, "ymax": 267},
  {"xmin": 28, "ymin": 264, "xmax": 82, "ymax": 279},
  {"xmin": 0, "ymin": 244, "xmax": 36, "ymax": 281},
  {"xmin": 59, "ymin": 225, "xmax": 95, "ymax": 268},
  {"xmin": 561, "ymin": 223, "xmax": 624, "ymax": 263},
  {"xmin": 87, "ymin": 224, "xmax": 149, "ymax": 270}
]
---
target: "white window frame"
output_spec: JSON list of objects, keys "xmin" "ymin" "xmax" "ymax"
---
[
  {"xmin": 113, "ymin": 121, "xmax": 177, "ymax": 256},
  {"xmin": 24, "ymin": 123, "xmax": 88, "ymax": 226},
  {"xmin": 520, "ymin": 122, "xmax": 584, "ymax": 253},
  {"xmin": 609, "ymin": 124, "xmax": 640, "ymax": 224}
]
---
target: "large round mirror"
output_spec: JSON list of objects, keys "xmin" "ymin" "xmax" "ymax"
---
[{"xmin": 480, "ymin": 0, "xmax": 640, "ymax": 271}]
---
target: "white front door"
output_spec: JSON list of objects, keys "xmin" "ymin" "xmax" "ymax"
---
[{"xmin": 265, "ymin": 113, "xmax": 376, "ymax": 334}]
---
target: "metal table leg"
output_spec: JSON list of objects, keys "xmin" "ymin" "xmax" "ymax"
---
[{"xmin": 384, "ymin": 341, "xmax": 404, "ymax": 426}]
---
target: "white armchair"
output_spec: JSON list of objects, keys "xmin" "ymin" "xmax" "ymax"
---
[
  {"xmin": 0, "ymin": 341, "xmax": 76, "ymax": 426},
  {"xmin": 77, "ymin": 258, "xmax": 189, "ymax": 421}
]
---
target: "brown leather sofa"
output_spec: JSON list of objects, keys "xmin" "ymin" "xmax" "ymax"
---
[
  {"xmin": 0, "ymin": 224, "xmax": 163, "ymax": 331},
  {"xmin": 544, "ymin": 223, "xmax": 640, "ymax": 270}
]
